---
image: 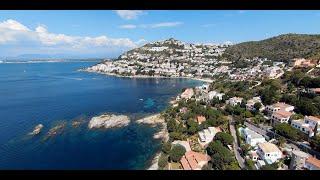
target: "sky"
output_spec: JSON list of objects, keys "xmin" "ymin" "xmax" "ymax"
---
[{"xmin": 1, "ymin": 10, "xmax": 320, "ymax": 58}]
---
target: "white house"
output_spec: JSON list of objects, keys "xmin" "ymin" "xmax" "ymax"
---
[
  {"xmin": 208, "ymin": 90, "xmax": 225, "ymax": 101},
  {"xmin": 198, "ymin": 127, "xmax": 221, "ymax": 147},
  {"xmin": 257, "ymin": 142, "xmax": 282, "ymax": 164},
  {"xmin": 291, "ymin": 116, "xmax": 320, "ymax": 137},
  {"xmin": 242, "ymin": 128, "xmax": 266, "ymax": 147},
  {"xmin": 226, "ymin": 97, "xmax": 243, "ymax": 106},
  {"xmin": 266, "ymin": 102, "xmax": 294, "ymax": 114},
  {"xmin": 271, "ymin": 110, "xmax": 293, "ymax": 125},
  {"xmin": 246, "ymin": 96, "xmax": 264, "ymax": 111}
]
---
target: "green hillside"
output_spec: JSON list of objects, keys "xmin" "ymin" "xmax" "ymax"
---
[{"xmin": 223, "ymin": 33, "xmax": 320, "ymax": 63}]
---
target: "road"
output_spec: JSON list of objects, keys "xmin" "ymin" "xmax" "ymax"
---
[{"xmin": 228, "ymin": 116, "xmax": 245, "ymax": 169}]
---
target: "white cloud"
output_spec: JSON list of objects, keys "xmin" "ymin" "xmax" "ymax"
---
[
  {"xmin": 114, "ymin": 10, "xmax": 144, "ymax": 20},
  {"xmin": 119, "ymin": 22, "xmax": 183, "ymax": 29},
  {"xmin": 0, "ymin": 19, "xmax": 139, "ymax": 55},
  {"xmin": 119, "ymin": 24, "xmax": 137, "ymax": 29},
  {"xmin": 150, "ymin": 22, "xmax": 183, "ymax": 28}
]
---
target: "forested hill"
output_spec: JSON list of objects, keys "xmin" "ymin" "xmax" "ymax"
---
[{"xmin": 223, "ymin": 33, "xmax": 320, "ymax": 62}]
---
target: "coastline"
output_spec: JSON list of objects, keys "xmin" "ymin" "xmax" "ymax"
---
[
  {"xmin": 135, "ymin": 113, "xmax": 169, "ymax": 170},
  {"xmin": 81, "ymin": 69, "xmax": 214, "ymax": 83},
  {"xmin": 83, "ymin": 68, "xmax": 209, "ymax": 170}
]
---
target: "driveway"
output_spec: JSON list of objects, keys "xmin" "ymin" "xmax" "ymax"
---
[{"xmin": 228, "ymin": 116, "xmax": 245, "ymax": 169}]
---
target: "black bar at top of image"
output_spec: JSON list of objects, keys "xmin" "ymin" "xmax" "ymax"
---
[{"xmin": 1, "ymin": 0, "xmax": 320, "ymax": 10}]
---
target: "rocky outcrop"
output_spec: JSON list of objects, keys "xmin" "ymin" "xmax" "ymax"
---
[
  {"xmin": 136, "ymin": 114, "xmax": 169, "ymax": 141},
  {"xmin": 28, "ymin": 124, "xmax": 44, "ymax": 135},
  {"xmin": 88, "ymin": 114, "xmax": 130, "ymax": 129}
]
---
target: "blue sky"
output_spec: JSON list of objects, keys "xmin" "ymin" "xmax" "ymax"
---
[{"xmin": 1, "ymin": 10, "xmax": 320, "ymax": 58}]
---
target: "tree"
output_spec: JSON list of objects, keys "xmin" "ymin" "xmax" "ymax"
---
[
  {"xmin": 169, "ymin": 132, "xmax": 185, "ymax": 141},
  {"xmin": 242, "ymin": 110, "xmax": 253, "ymax": 118},
  {"xmin": 260, "ymin": 163, "xmax": 278, "ymax": 170},
  {"xmin": 206, "ymin": 141, "xmax": 235, "ymax": 169},
  {"xmin": 158, "ymin": 153, "xmax": 168, "ymax": 169},
  {"xmin": 253, "ymin": 102, "xmax": 262, "ymax": 111},
  {"xmin": 245, "ymin": 159, "xmax": 255, "ymax": 170},
  {"xmin": 169, "ymin": 145, "xmax": 186, "ymax": 162},
  {"xmin": 215, "ymin": 132, "xmax": 234, "ymax": 146},
  {"xmin": 186, "ymin": 119, "xmax": 199, "ymax": 135},
  {"xmin": 162, "ymin": 142, "xmax": 172, "ymax": 154},
  {"xmin": 274, "ymin": 123, "xmax": 301, "ymax": 141},
  {"xmin": 167, "ymin": 119, "xmax": 177, "ymax": 132},
  {"xmin": 278, "ymin": 137, "xmax": 286, "ymax": 148},
  {"xmin": 240, "ymin": 144, "xmax": 252, "ymax": 156}
]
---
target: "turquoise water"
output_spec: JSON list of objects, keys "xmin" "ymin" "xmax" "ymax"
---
[{"xmin": 0, "ymin": 61, "xmax": 202, "ymax": 169}]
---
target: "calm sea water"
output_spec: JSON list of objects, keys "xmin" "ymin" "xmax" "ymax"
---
[{"xmin": 0, "ymin": 61, "xmax": 202, "ymax": 169}]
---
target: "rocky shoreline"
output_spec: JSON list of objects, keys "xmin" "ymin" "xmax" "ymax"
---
[
  {"xmin": 136, "ymin": 113, "xmax": 169, "ymax": 170},
  {"xmin": 81, "ymin": 69, "xmax": 213, "ymax": 83}
]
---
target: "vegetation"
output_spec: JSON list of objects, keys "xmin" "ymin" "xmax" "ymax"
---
[
  {"xmin": 223, "ymin": 33, "xmax": 320, "ymax": 63},
  {"xmin": 162, "ymin": 142, "xmax": 172, "ymax": 154},
  {"xmin": 273, "ymin": 123, "xmax": 303, "ymax": 141},
  {"xmin": 206, "ymin": 141, "xmax": 239, "ymax": 170},
  {"xmin": 169, "ymin": 145, "xmax": 186, "ymax": 162},
  {"xmin": 245, "ymin": 159, "xmax": 256, "ymax": 170},
  {"xmin": 215, "ymin": 132, "xmax": 234, "ymax": 146},
  {"xmin": 260, "ymin": 162, "xmax": 279, "ymax": 170},
  {"xmin": 158, "ymin": 153, "xmax": 169, "ymax": 169}
]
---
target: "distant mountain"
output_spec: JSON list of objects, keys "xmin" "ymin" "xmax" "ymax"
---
[
  {"xmin": 223, "ymin": 33, "xmax": 320, "ymax": 62},
  {"xmin": 1, "ymin": 53, "xmax": 112, "ymax": 61}
]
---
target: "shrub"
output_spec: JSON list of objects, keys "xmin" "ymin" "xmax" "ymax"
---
[
  {"xmin": 215, "ymin": 132, "xmax": 234, "ymax": 146},
  {"xmin": 169, "ymin": 145, "xmax": 186, "ymax": 162},
  {"xmin": 158, "ymin": 153, "xmax": 169, "ymax": 169}
]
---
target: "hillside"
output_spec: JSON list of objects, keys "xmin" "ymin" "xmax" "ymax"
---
[{"xmin": 223, "ymin": 33, "xmax": 320, "ymax": 62}]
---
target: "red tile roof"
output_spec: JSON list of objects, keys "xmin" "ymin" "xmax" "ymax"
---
[
  {"xmin": 273, "ymin": 110, "xmax": 292, "ymax": 119},
  {"xmin": 180, "ymin": 151, "xmax": 211, "ymax": 170},
  {"xmin": 306, "ymin": 156, "xmax": 320, "ymax": 169}
]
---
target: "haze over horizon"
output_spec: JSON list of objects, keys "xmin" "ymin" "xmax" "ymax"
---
[{"xmin": 1, "ymin": 10, "xmax": 320, "ymax": 59}]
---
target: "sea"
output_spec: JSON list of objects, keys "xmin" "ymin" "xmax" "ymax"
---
[{"xmin": 0, "ymin": 61, "xmax": 203, "ymax": 169}]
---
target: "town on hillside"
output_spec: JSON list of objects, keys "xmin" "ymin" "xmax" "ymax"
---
[{"xmin": 84, "ymin": 35, "xmax": 320, "ymax": 170}]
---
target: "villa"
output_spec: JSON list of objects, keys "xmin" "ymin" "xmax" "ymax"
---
[
  {"xmin": 271, "ymin": 110, "xmax": 293, "ymax": 125},
  {"xmin": 304, "ymin": 156, "xmax": 320, "ymax": 170},
  {"xmin": 208, "ymin": 90, "xmax": 225, "ymax": 101},
  {"xmin": 242, "ymin": 127, "xmax": 266, "ymax": 147},
  {"xmin": 180, "ymin": 151, "xmax": 211, "ymax": 170},
  {"xmin": 291, "ymin": 116, "xmax": 320, "ymax": 137},
  {"xmin": 257, "ymin": 142, "xmax": 282, "ymax": 164},
  {"xmin": 266, "ymin": 102, "xmax": 294, "ymax": 114},
  {"xmin": 226, "ymin": 97, "xmax": 243, "ymax": 106}
]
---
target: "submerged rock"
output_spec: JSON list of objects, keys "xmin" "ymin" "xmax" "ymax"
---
[
  {"xmin": 46, "ymin": 122, "xmax": 66, "ymax": 138},
  {"xmin": 72, "ymin": 120, "xmax": 84, "ymax": 128},
  {"xmin": 88, "ymin": 114, "xmax": 130, "ymax": 129},
  {"xmin": 28, "ymin": 124, "xmax": 44, "ymax": 136}
]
